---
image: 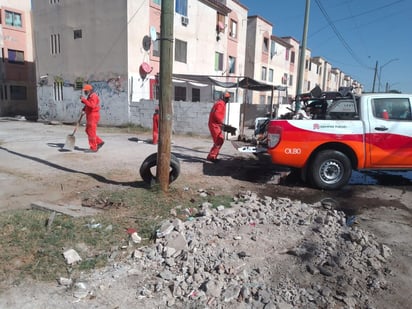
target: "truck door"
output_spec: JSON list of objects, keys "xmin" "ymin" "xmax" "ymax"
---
[{"xmin": 368, "ymin": 97, "xmax": 412, "ymax": 167}]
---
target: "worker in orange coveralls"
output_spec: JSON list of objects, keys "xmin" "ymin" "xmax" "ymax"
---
[
  {"xmin": 207, "ymin": 92, "xmax": 231, "ymax": 162},
  {"xmin": 152, "ymin": 106, "xmax": 159, "ymax": 144},
  {"xmin": 80, "ymin": 84, "xmax": 104, "ymax": 153}
]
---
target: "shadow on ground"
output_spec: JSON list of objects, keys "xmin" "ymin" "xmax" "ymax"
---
[{"xmin": 0, "ymin": 146, "xmax": 143, "ymax": 188}]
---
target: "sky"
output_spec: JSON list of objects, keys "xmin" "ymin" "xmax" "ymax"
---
[{"xmin": 240, "ymin": 0, "xmax": 412, "ymax": 93}]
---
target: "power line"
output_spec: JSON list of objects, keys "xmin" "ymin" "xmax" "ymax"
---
[
  {"xmin": 311, "ymin": 0, "xmax": 406, "ymax": 36},
  {"xmin": 314, "ymin": 0, "xmax": 370, "ymax": 69}
]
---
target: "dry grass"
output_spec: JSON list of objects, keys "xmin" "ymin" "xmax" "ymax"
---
[{"xmin": 0, "ymin": 185, "xmax": 233, "ymax": 290}]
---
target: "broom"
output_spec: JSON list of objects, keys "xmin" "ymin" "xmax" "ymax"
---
[{"xmin": 63, "ymin": 112, "xmax": 84, "ymax": 151}]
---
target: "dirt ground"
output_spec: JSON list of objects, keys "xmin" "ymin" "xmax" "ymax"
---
[{"xmin": 0, "ymin": 118, "xmax": 411, "ymax": 308}]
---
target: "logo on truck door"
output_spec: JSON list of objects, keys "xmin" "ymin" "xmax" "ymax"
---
[{"xmin": 285, "ymin": 148, "xmax": 301, "ymax": 155}]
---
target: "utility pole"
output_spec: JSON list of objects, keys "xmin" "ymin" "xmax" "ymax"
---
[
  {"xmin": 157, "ymin": 0, "xmax": 174, "ymax": 192},
  {"xmin": 295, "ymin": 0, "xmax": 310, "ymax": 113},
  {"xmin": 378, "ymin": 58, "xmax": 399, "ymax": 92},
  {"xmin": 371, "ymin": 61, "xmax": 378, "ymax": 93}
]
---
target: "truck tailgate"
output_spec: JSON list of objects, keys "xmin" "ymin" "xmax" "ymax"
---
[{"xmin": 231, "ymin": 140, "xmax": 267, "ymax": 153}]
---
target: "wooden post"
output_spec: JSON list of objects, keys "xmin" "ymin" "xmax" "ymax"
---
[{"xmin": 157, "ymin": 0, "xmax": 174, "ymax": 192}]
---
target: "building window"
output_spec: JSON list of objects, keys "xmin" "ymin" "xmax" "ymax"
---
[
  {"xmin": 153, "ymin": 32, "xmax": 160, "ymax": 57},
  {"xmin": 175, "ymin": 39, "xmax": 187, "ymax": 63},
  {"xmin": 285, "ymin": 49, "xmax": 289, "ymax": 61},
  {"xmin": 215, "ymin": 52, "xmax": 223, "ymax": 71},
  {"xmin": 153, "ymin": 0, "xmax": 161, "ymax": 5},
  {"xmin": 5, "ymin": 11, "xmax": 22, "ymax": 28},
  {"xmin": 289, "ymin": 74, "xmax": 293, "ymax": 86},
  {"xmin": 229, "ymin": 19, "xmax": 237, "ymax": 38},
  {"xmin": 305, "ymin": 59, "xmax": 312, "ymax": 71},
  {"xmin": 0, "ymin": 85, "xmax": 7, "ymax": 100},
  {"xmin": 8, "ymin": 49, "xmax": 24, "ymax": 64},
  {"xmin": 268, "ymin": 69, "xmax": 274, "ymax": 82},
  {"xmin": 263, "ymin": 37, "xmax": 269, "ymax": 53},
  {"xmin": 259, "ymin": 95, "xmax": 266, "ymax": 105},
  {"xmin": 192, "ymin": 88, "xmax": 200, "ymax": 102},
  {"xmin": 74, "ymin": 30, "xmax": 82, "ymax": 39},
  {"xmin": 228, "ymin": 56, "xmax": 236, "ymax": 74},
  {"xmin": 175, "ymin": 0, "xmax": 187, "ymax": 16},
  {"xmin": 261, "ymin": 66, "xmax": 267, "ymax": 81},
  {"xmin": 282, "ymin": 73, "xmax": 288, "ymax": 85},
  {"xmin": 10, "ymin": 85, "xmax": 27, "ymax": 100},
  {"xmin": 216, "ymin": 13, "xmax": 225, "ymax": 33},
  {"xmin": 74, "ymin": 78, "xmax": 84, "ymax": 90},
  {"xmin": 307, "ymin": 81, "xmax": 311, "ymax": 91},
  {"xmin": 50, "ymin": 34, "xmax": 61, "ymax": 55},
  {"xmin": 270, "ymin": 41, "xmax": 276, "ymax": 58},
  {"xmin": 49, "ymin": 0, "xmax": 60, "ymax": 4},
  {"xmin": 290, "ymin": 51, "xmax": 295, "ymax": 64},
  {"xmin": 174, "ymin": 86, "xmax": 186, "ymax": 101},
  {"xmin": 54, "ymin": 82, "xmax": 63, "ymax": 101}
]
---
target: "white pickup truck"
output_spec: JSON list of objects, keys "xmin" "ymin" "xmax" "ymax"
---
[{"xmin": 235, "ymin": 91, "xmax": 412, "ymax": 190}]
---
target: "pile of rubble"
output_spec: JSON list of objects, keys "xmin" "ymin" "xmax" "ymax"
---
[{"xmin": 73, "ymin": 190, "xmax": 392, "ymax": 308}]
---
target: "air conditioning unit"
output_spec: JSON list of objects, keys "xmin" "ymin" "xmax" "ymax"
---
[{"xmin": 181, "ymin": 16, "xmax": 189, "ymax": 26}]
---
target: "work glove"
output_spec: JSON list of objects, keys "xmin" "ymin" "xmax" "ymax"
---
[{"xmin": 222, "ymin": 124, "xmax": 237, "ymax": 136}]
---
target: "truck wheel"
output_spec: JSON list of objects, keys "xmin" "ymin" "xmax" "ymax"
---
[
  {"xmin": 308, "ymin": 150, "xmax": 352, "ymax": 190},
  {"xmin": 139, "ymin": 153, "xmax": 180, "ymax": 185}
]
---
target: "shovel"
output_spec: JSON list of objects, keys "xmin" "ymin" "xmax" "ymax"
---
[{"xmin": 63, "ymin": 112, "xmax": 84, "ymax": 151}]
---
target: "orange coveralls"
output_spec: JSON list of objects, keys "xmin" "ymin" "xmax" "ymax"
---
[
  {"xmin": 81, "ymin": 92, "xmax": 103, "ymax": 151},
  {"xmin": 152, "ymin": 110, "xmax": 159, "ymax": 144},
  {"xmin": 207, "ymin": 99, "xmax": 226, "ymax": 160}
]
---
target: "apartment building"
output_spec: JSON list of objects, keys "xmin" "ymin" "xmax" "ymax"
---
[
  {"xmin": 245, "ymin": 14, "xmax": 362, "ymax": 111},
  {"xmin": 0, "ymin": 0, "xmax": 36, "ymax": 118},
  {"xmin": 32, "ymin": 0, "xmax": 248, "ymax": 125},
  {"xmin": 244, "ymin": 15, "xmax": 287, "ymax": 107},
  {"xmin": 281, "ymin": 36, "xmax": 299, "ymax": 98},
  {"xmin": 30, "ymin": 0, "xmax": 363, "ymax": 124}
]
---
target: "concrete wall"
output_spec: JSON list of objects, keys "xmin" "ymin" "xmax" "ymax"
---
[
  {"xmin": 32, "ymin": 0, "xmax": 129, "ymax": 123},
  {"xmin": 129, "ymin": 99, "xmax": 268, "ymax": 137},
  {"xmin": 37, "ymin": 81, "xmax": 129, "ymax": 124}
]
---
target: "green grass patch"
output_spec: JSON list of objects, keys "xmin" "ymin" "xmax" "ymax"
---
[{"xmin": 99, "ymin": 123, "xmax": 150, "ymax": 134}]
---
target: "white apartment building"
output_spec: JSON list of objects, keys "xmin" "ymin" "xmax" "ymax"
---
[
  {"xmin": 244, "ymin": 15, "xmax": 290, "ymax": 107},
  {"xmin": 31, "ymin": 0, "xmax": 363, "ymax": 125},
  {"xmin": 32, "ymin": 0, "xmax": 248, "ymax": 125},
  {"xmin": 245, "ymin": 14, "xmax": 362, "ymax": 113}
]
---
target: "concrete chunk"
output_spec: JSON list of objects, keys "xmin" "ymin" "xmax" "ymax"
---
[{"xmin": 31, "ymin": 201, "xmax": 102, "ymax": 217}]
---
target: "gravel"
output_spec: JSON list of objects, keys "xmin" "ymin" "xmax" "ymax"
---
[{"xmin": 1, "ymin": 190, "xmax": 393, "ymax": 309}]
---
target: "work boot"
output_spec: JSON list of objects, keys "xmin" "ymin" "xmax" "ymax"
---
[
  {"xmin": 207, "ymin": 157, "xmax": 219, "ymax": 163},
  {"xmin": 84, "ymin": 148, "xmax": 98, "ymax": 153}
]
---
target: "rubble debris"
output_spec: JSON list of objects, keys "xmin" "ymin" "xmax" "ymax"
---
[
  {"xmin": 72, "ymin": 191, "xmax": 393, "ymax": 308},
  {"xmin": 63, "ymin": 249, "xmax": 82, "ymax": 265}
]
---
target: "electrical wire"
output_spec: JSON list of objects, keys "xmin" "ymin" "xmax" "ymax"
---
[
  {"xmin": 314, "ymin": 0, "xmax": 370, "ymax": 69},
  {"xmin": 311, "ymin": 0, "xmax": 406, "ymax": 37}
]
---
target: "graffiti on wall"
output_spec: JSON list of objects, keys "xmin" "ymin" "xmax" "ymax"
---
[
  {"xmin": 87, "ymin": 76, "xmax": 126, "ymax": 97},
  {"xmin": 38, "ymin": 74, "xmax": 129, "ymax": 124},
  {"xmin": 38, "ymin": 98, "xmax": 58, "ymax": 120}
]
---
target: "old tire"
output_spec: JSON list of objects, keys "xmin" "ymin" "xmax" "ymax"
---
[
  {"xmin": 139, "ymin": 152, "xmax": 180, "ymax": 185},
  {"xmin": 308, "ymin": 150, "xmax": 352, "ymax": 190}
]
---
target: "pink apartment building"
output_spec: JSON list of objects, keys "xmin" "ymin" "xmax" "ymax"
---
[{"xmin": 0, "ymin": 0, "xmax": 36, "ymax": 118}]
